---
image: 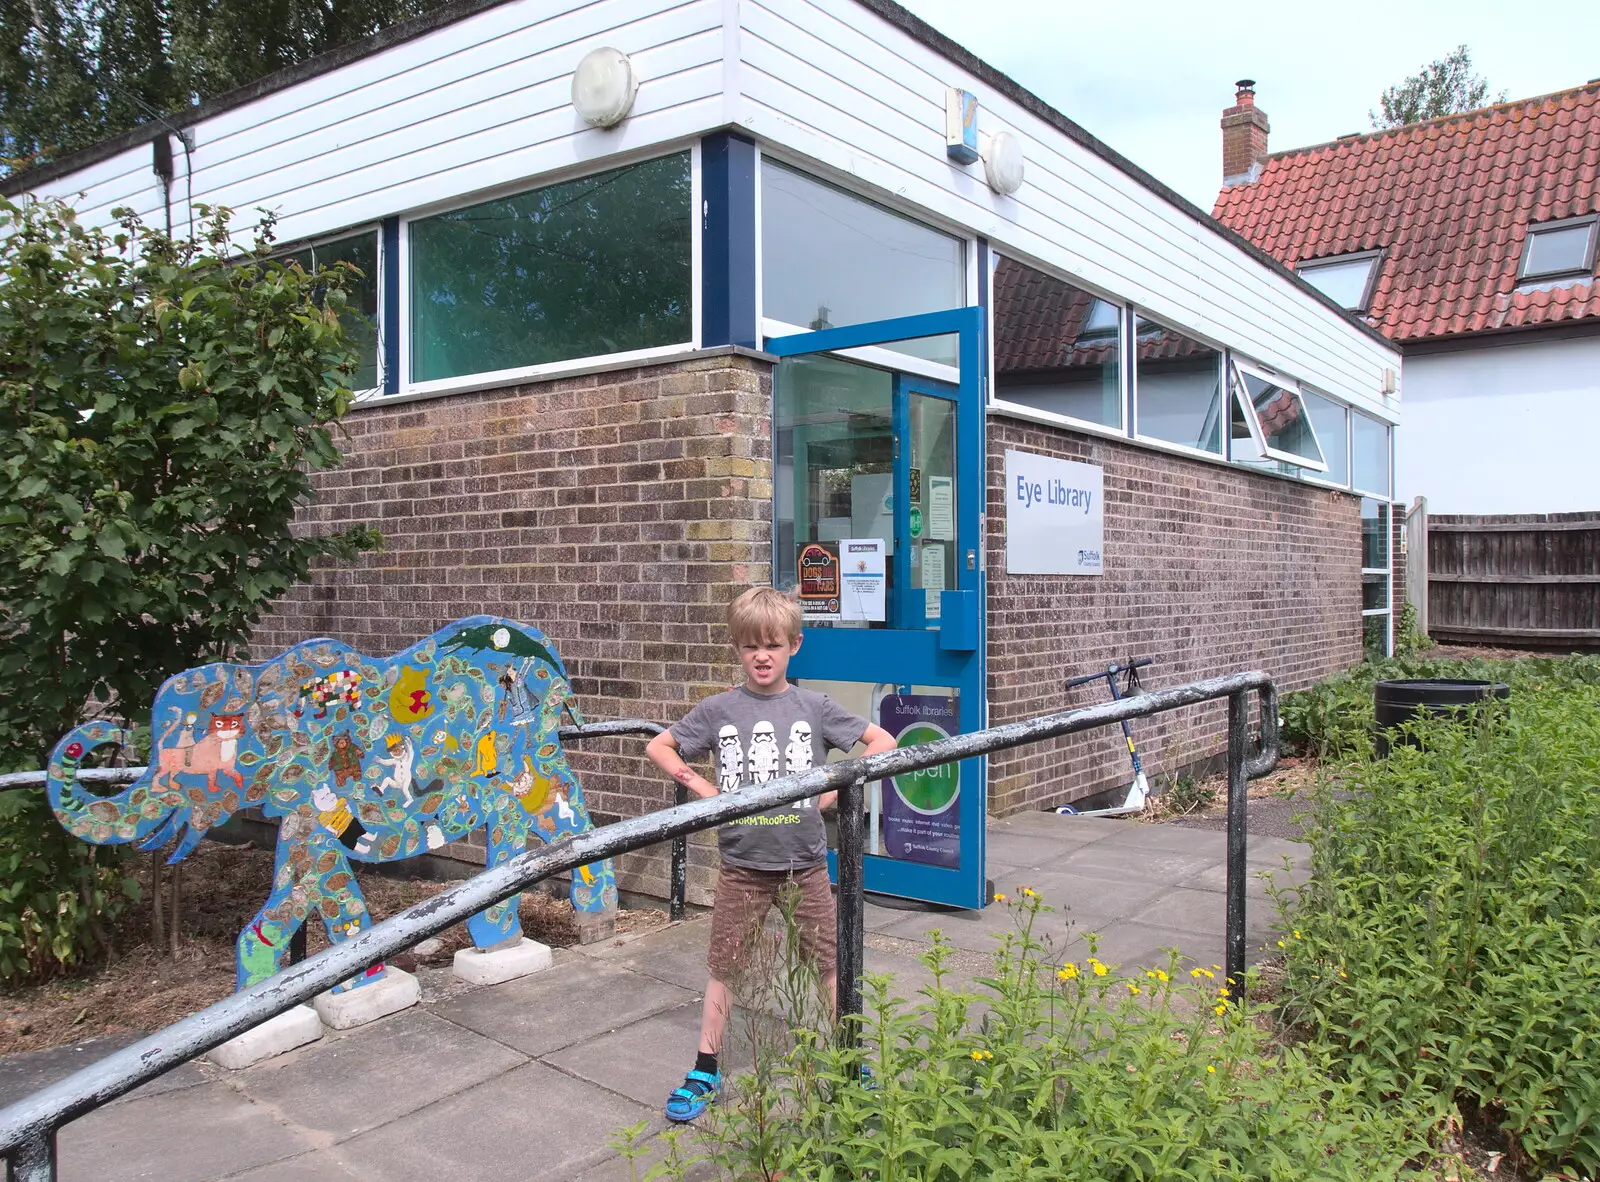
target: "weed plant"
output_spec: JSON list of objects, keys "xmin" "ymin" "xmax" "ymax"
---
[
  {"xmin": 1273, "ymin": 677, "xmax": 1600, "ymax": 1174},
  {"xmin": 617, "ymin": 894, "xmax": 1435, "ymax": 1180},
  {"xmin": 1279, "ymin": 653, "xmax": 1600, "ymax": 759}
]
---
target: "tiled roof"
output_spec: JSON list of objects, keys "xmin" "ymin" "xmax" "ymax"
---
[{"xmin": 1212, "ymin": 81, "xmax": 1600, "ymax": 342}]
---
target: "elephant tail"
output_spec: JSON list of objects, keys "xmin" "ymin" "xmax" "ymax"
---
[{"xmin": 46, "ymin": 720, "xmax": 169, "ymax": 848}]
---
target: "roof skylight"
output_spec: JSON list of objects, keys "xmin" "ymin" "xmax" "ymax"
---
[
  {"xmin": 1296, "ymin": 250, "xmax": 1382, "ymax": 311},
  {"xmin": 1520, "ymin": 216, "xmax": 1598, "ymax": 282}
]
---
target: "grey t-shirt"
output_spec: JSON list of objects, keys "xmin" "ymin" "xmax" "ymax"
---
[{"xmin": 671, "ymin": 685, "xmax": 869, "ymax": 871}]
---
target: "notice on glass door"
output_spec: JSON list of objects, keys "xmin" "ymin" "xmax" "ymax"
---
[
  {"xmin": 879, "ymin": 694, "xmax": 960, "ymax": 868},
  {"xmin": 838, "ymin": 538, "xmax": 886, "ymax": 622},
  {"xmin": 797, "ymin": 541, "xmax": 840, "ymax": 620},
  {"xmin": 921, "ymin": 543, "xmax": 946, "ymax": 620},
  {"xmin": 927, "ymin": 476, "xmax": 955, "ymax": 541}
]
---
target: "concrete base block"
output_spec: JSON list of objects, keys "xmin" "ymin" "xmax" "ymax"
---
[
  {"xmin": 452, "ymin": 938, "xmax": 554, "ymax": 986},
  {"xmin": 210, "ymin": 1004, "xmax": 323, "ymax": 1070},
  {"xmin": 576, "ymin": 909, "xmax": 618, "ymax": 945},
  {"xmin": 314, "ymin": 967, "xmax": 421, "ymax": 1031}
]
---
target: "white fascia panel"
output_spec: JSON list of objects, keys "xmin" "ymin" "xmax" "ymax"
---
[{"xmin": 736, "ymin": 0, "xmax": 1400, "ymax": 419}]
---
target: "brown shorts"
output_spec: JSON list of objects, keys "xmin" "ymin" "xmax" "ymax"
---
[{"xmin": 707, "ymin": 862, "xmax": 838, "ymax": 984}]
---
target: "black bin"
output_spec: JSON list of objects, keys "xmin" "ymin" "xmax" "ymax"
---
[{"xmin": 1373, "ymin": 679, "xmax": 1510, "ymax": 757}]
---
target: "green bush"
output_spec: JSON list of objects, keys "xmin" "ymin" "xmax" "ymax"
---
[
  {"xmin": 0, "ymin": 790, "xmax": 137, "ymax": 985},
  {"xmin": 1274, "ymin": 677, "xmax": 1600, "ymax": 1173},
  {"xmin": 620, "ymin": 897, "xmax": 1436, "ymax": 1181},
  {"xmin": 1279, "ymin": 653, "xmax": 1600, "ymax": 758}
]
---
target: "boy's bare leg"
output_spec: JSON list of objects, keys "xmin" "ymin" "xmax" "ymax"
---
[
  {"xmin": 825, "ymin": 972, "xmax": 838, "ymax": 1016},
  {"xmin": 699, "ymin": 977, "xmax": 735, "ymax": 1054}
]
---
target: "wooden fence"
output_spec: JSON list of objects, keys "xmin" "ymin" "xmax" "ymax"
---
[{"xmin": 1422, "ymin": 511, "xmax": 1600, "ymax": 649}]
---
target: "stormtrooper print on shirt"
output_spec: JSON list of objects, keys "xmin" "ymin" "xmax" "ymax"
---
[{"xmin": 670, "ymin": 685, "xmax": 869, "ymax": 870}]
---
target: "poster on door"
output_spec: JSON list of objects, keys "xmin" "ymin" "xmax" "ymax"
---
[
  {"xmin": 797, "ymin": 541, "xmax": 840, "ymax": 620},
  {"xmin": 879, "ymin": 694, "xmax": 960, "ymax": 868}
]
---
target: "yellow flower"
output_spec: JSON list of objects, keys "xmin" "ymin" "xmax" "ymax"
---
[
  {"xmin": 1058, "ymin": 963, "xmax": 1079, "ymax": 981},
  {"xmin": 1214, "ymin": 1004, "xmax": 1227, "ymax": 1017},
  {"xmin": 1190, "ymin": 968, "xmax": 1205, "ymax": 979},
  {"xmin": 1207, "ymin": 1065, "xmax": 1217, "ymax": 1074},
  {"xmin": 993, "ymin": 893, "xmax": 1007, "ymax": 903},
  {"xmin": 1020, "ymin": 886, "xmax": 1037, "ymax": 898},
  {"xmin": 1153, "ymin": 969, "xmax": 1169, "ymax": 982},
  {"xmin": 968, "ymin": 1050, "xmax": 993, "ymax": 1061},
  {"xmin": 1093, "ymin": 962, "xmax": 1108, "ymax": 976},
  {"xmin": 1276, "ymin": 940, "xmax": 1286, "ymax": 949},
  {"xmin": 1217, "ymin": 987, "xmax": 1231, "ymax": 998},
  {"xmin": 1293, "ymin": 930, "xmax": 1302, "ymax": 939},
  {"xmin": 1126, "ymin": 982, "xmax": 1141, "ymax": 995}
]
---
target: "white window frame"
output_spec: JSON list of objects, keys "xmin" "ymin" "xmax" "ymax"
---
[
  {"xmin": 1229, "ymin": 358, "xmax": 1329, "ymax": 473},
  {"xmin": 1361, "ymin": 497, "xmax": 1394, "ymax": 658},
  {"xmin": 396, "ymin": 142, "xmax": 702, "ymax": 400},
  {"xmin": 1349, "ymin": 410, "xmax": 1394, "ymax": 499},
  {"xmin": 985, "ymin": 248, "xmax": 1129, "ymax": 437},
  {"xmin": 1129, "ymin": 310, "xmax": 1229, "ymax": 462},
  {"xmin": 1297, "ymin": 387, "xmax": 1353, "ymax": 491},
  {"xmin": 1518, "ymin": 214, "xmax": 1599, "ymax": 283}
]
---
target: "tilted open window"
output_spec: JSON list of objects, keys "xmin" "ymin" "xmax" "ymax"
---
[
  {"xmin": 1519, "ymin": 216, "xmax": 1599, "ymax": 282},
  {"xmin": 1229, "ymin": 360, "xmax": 1327, "ymax": 472}
]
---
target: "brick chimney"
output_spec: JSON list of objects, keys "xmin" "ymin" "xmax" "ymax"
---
[{"xmin": 1221, "ymin": 79, "xmax": 1270, "ymax": 186}]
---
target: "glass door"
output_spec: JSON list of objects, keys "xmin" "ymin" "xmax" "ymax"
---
[{"xmin": 768, "ymin": 308, "xmax": 987, "ymax": 909}]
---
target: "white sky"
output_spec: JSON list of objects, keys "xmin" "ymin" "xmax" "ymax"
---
[{"xmin": 897, "ymin": 0, "xmax": 1600, "ymax": 210}]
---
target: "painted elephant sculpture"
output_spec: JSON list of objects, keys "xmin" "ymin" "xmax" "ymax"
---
[{"xmin": 47, "ymin": 617, "xmax": 617, "ymax": 993}]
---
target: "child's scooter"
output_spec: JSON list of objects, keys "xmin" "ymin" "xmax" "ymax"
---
[{"xmin": 1055, "ymin": 657, "xmax": 1153, "ymax": 818}]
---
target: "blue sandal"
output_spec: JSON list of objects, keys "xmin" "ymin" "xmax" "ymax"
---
[{"xmin": 665, "ymin": 1069, "xmax": 720, "ymax": 1122}]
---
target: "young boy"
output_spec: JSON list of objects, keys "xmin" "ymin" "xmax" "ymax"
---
[{"xmin": 646, "ymin": 586, "xmax": 896, "ymax": 1123}]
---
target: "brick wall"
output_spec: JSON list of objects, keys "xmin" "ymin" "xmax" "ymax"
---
[
  {"xmin": 985, "ymin": 418, "xmax": 1363, "ymax": 814},
  {"xmin": 254, "ymin": 353, "xmax": 773, "ymax": 905}
]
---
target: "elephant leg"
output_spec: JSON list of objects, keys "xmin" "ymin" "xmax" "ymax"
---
[
  {"xmin": 306, "ymin": 830, "xmax": 385, "ymax": 993},
  {"xmin": 465, "ymin": 803, "xmax": 526, "ymax": 951},
  {"xmin": 235, "ymin": 838, "xmax": 315, "ymax": 991},
  {"xmin": 539, "ymin": 778, "xmax": 618, "ymax": 917}
]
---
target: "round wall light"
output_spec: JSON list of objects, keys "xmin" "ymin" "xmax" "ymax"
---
[
  {"xmin": 983, "ymin": 131, "xmax": 1025, "ymax": 196},
  {"xmin": 572, "ymin": 47, "xmax": 638, "ymax": 129}
]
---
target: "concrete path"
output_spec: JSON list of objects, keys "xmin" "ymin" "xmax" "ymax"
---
[{"xmin": 1, "ymin": 814, "xmax": 1308, "ymax": 1182}]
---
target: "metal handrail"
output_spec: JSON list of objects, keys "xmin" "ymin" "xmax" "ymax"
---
[{"xmin": 0, "ymin": 670, "xmax": 1277, "ymax": 1182}]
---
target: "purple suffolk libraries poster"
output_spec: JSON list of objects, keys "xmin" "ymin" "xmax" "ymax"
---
[{"xmin": 878, "ymin": 694, "xmax": 960, "ymax": 868}]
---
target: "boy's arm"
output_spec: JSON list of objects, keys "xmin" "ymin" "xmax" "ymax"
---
[
  {"xmin": 645, "ymin": 729, "xmax": 718, "ymax": 800},
  {"xmin": 818, "ymin": 723, "xmax": 897, "ymax": 811}
]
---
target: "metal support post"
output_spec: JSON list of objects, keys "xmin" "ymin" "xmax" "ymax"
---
[
  {"xmin": 7, "ymin": 1131, "xmax": 54, "ymax": 1182},
  {"xmin": 288, "ymin": 925, "xmax": 307, "ymax": 967},
  {"xmin": 834, "ymin": 776, "xmax": 867, "ymax": 1046},
  {"xmin": 1225, "ymin": 690, "xmax": 1249, "ymax": 988},
  {"xmin": 669, "ymin": 784, "xmax": 688, "ymax": 922}
]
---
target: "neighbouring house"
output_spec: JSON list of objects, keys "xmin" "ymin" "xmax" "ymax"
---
[
  {"xmin": 4, "ymin": 2, "xmax": 1399, "ymax": 909},
  {"xmin": 1213, "ymin": 79, "xmax": 1600, "ymax": 518}
]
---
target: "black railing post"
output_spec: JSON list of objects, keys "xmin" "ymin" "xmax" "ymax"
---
[
  {"xmin": 288, "ymin": 925, "xmax": 307, "ymax": 967},
  {"xmin": 1225, "ymin": 689, "xmax": 1249, "ymax": 988},
  {"xmin": 7, "ymin": 1130, "xmax": 55, "ymax": 1182},
  {"xmin": 834, "ymin": 776, "xmax": 867, "ymax": 1046},
  {"xmin": 669, "ymin": 784, "xmax": 688, "ymax": 922}
]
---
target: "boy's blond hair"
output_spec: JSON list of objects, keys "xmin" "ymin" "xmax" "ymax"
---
[{"xmin": 728, "ymin": 586, "xmax": 802, "ymax": 646}]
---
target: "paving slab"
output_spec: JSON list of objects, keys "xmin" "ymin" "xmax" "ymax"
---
[
  {"xmin": 220, "ymin": 1150, "xmax": 365, "ymax": 1180},
  {"xmin": 582, "ymin": 919, "xmax": 712, "ymax": 994},
  {"xmin": 0, "ymin": 1034, "xmax": 211, "ymax": 1109},
  {"xmin": 58, "ymin": 1080, "xmax": 311, "ymax": 1182},
  {"xmin": 542, "ymin": 1000, "xmax": 714, "ymax": 1111},
  {"xmin": 330, "ymin": 1059, "xmax": 652, "ymax": 1182},
  {"xmin": 232, "ymin": 1007, "xmax": 525, "ymax": 1141},
  {"xmin": 1050, "ymin": 840, "xmax": 1223, "ymax": 886},
  {"xmin": 432, "ymin": 955, "xmax": 696, "ymax": 1058},
  {"xmin": 1089, "ymin": 822, "xmax": 1235, "ymax": 857},
  {"xmin": 984, "ymin": 831, "xmax": 1121, "ymax": 874},
  {"xmin": 986, "ymin": 813, "xmax": 1123, "ymax": 843}
]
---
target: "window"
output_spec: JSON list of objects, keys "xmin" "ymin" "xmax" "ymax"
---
[
  {"xmin": 1229, "ymin": 361, "xmax": 1327, "ymax": 472},
  {"xmin": 1351, "ymin": 411, "xmax": 1391, "ymax": 497},
  {"xmin": 1301, "ymin": 390, "xmax": 1349, "ymax": 486},
  {"xmin": 1361, "ymin": 498, "xmax": 1392, "ymax": 658},
  {"xmin": 1519, "ymin": 216, "xmax": 1599, "ymax": 282},
  {"xmin": 1297, "ymin": 250, "xmax": 1382, "ymax": 311},
  {"xmin": 1132, "ymin": 314, "xmax": 1224, "ymax": 454},
  {"xmin": 408, "ymin": 153, "xmax": 692, "ymax": 385},
  {"xmin": 991, "ymin": 256, "xmax": 1123, "ymax": 429},
  {"xmin": 276, "ymin": 231, "xmax": 379, "ymax": 392},
  {"xmin": 761, "ymin": 161, "xmax": 966, "ymax": 365}
]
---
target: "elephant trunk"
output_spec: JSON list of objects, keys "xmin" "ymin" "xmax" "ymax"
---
[{"xmin": 46, "ymin": 721, "xmax": 175, "ymax": 848}]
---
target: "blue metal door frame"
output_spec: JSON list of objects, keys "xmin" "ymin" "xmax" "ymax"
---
[{"xmin": 767, "ymin": 308, "xmax": 988, "ymax": 909}]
